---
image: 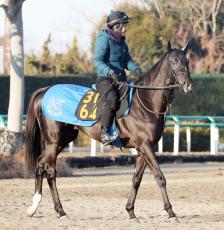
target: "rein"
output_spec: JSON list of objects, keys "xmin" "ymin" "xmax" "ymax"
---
[
  {"xmin": 136, "ymin": 89, "xmax": 170, "ymax": 115},
  {"xmin": 118, "ymin": 81, "xmax": 177, "ymax": 115},
  {"xmin": 119, "ymin": 82, "xmax": 180, "ymax": 90}
]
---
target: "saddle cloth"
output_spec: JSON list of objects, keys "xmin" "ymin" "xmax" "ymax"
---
[{"xmin": 41, "ymin": 83, "xmax": 134, "ymax": 127}]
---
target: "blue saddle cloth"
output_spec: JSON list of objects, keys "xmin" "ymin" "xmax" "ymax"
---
[{"xmin": 42, "ymin": 83, "xmax": 133, "ymax": 127}]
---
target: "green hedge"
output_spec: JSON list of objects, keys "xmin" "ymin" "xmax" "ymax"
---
[
  {"xmin": 0, "ymin": 74, "xmax": 96, "ymax": 114},
  {"xmin": 0, "ymin": 75, "xmax": 223, "ymax": 115},
  {"xmin": 170, "ymin": 77, "xmax": 224, "ymax": 116}
]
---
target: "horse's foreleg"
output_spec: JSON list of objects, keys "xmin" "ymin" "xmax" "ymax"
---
[
  {"xmin": 126, "ymin": 154, "xmax": 146, "ymax": 219},
  {"xmin": 140, "ymin": 143, "xmax": 176, "ymax": 219},
  {"xmin": 26, "ymin": 159, "xmax": 44, "ymax": 217}
]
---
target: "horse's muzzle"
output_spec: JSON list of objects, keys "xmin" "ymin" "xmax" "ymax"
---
[
  {"xmin": 177, "ymin": 73, "xmax": 193, "ymax": 93},
  {"xmin": 182, "ymin": 81, "xmax": 192, "ymax": 93}
]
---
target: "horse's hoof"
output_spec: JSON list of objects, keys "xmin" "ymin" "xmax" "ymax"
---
[
  {"xmin": 60, "ymin": 214, "xmax": 69, "ymax": 219},
  {"xmin": 129, "ymin": 217, "xmax": 140, "ymax": 223},
  {"xmin": 169, "ymin": 216, "xmax": 180, "ymax": 223},
  {"xmin": 26, "ymin": 206, "xmax": 35, "ymax": 217},
  {"xmin": 57, "ymin": 209, "xmax": 67, "ymax": 218},
  {"xmin": 128, "ymin": 210, "xmax": 136, "ymax": 220}
]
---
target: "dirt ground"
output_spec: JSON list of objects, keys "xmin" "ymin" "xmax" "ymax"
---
[{"xmin": 1, "ymin": 163, "xmax": 224, "ymax": 230}]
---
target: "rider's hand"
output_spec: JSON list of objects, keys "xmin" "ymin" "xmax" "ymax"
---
[
  {"xmin": 135, "ymin": 67, "xmax": 143, "ymax": 78},
  {"xmin": 109, "ymin": 70, "xmax": 120, "ymax": 82}
]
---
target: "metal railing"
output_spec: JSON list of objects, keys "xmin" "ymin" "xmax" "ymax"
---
[
  {"xmin": 1, "ymin": 114, "xmax": 224, "ymax": 155},
  {"xmin": 0, "ymin": 114, "xmax": 27, "ymax": 128},
  {"xmin": 163, "ymin": 116, "xmax": 224, "ymax": 155}
]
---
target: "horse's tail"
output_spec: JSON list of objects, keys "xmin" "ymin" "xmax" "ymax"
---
[{"xmin": 25, "ymin": 87, "xmax": 49, "ymax": 173}]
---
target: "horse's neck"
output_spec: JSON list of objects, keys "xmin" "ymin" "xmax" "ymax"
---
[{"xmin": 140, "ymin": 55, "xmax": 172, "ymax": 114}]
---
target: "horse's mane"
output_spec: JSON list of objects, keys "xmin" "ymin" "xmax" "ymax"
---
[
  {"xmin": 145, "ymin": 52, "xmax": 168, "ymax": 81},
  {"xmin": 134, "ymin": 52, "xmax": 167, "ymax": 85}
]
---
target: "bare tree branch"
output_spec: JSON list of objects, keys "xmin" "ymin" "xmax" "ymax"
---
[
  {"xmin": 211, "ymin": 0, "xmax": 223, "ymax": 37},
  {"xmin": 0, "ymin": 4, "xmax": 8, "ymax": 14},
  {"xmin": 152, "ymin": 0, "xmax": 165, "ymax": 18}
]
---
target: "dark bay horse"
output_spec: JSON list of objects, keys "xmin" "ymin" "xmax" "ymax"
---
[{"xmin": 25, "ymin": 41, "xmax": 192, "ymax": 220}]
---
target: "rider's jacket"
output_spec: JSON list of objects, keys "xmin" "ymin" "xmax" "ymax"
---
[{"xmin": 93, "ymin": 29, "xmax": 138, "ymax": 82}]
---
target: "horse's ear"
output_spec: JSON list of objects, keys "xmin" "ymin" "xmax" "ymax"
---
[
  {"xmin": 167, "ymin": 41, "xmax": 172, "ymax": 53},
  {"xmin": 181, "ymin": 40, "xmax": 191, "ymax": 54}
]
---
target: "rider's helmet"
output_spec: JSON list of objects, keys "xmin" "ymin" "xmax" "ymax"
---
[{"xmin": 107, "ymin": 11, "xmax": 131, "ymax": 28}]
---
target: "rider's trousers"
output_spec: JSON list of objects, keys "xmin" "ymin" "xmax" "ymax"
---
[{"xmin": 96, "ymin": 77, "xmax": 119, "ymax": 130}]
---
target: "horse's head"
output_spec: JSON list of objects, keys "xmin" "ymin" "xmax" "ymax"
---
[{"xmin": 167, "ymin": 41, "xmax": 193, "ymax": 93}]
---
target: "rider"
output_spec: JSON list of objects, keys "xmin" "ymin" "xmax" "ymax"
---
[{"xmin": 93, "ymin": 10, "xmax": 142, "ymax": 145}]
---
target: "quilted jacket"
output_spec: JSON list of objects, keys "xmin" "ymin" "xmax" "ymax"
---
[{"xmin": 93, "ymin": 29, "xmax": 138, "ymax": 81}]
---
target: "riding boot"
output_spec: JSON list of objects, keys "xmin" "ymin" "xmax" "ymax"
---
[{"xmin": 101, "ymin": 127, "xmax": 118, "ymax": 146}]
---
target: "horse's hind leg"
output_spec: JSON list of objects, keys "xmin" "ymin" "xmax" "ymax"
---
[
  {"xmin": 26, "ymin": 159, "xmax": 44, "ymax": 217},
  {"xmin": 126, "ymin": 154, "xmax": 146, "ymax": 219},
  {"xmin": 46, "ymin": 127, "xmax": 79, "ymax": 217},
  {"xmin": 27, "ymin": 124, "xmax": 78, "ymax": 217},
  {"xmin": 27, "ymin": 146, "xmax": 61, "ymax": 217},
  {"xmin": 44, "ymin": 144, "xmax": 66, "ymax": 217},
  {"xmin": 27, "ymin": 144, "xmax": 67, "ymax": 217}
]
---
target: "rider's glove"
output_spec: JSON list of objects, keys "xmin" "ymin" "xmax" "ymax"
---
[
  {"xmin": 109, "ymin": 70, "xmax": 120, "ymax": 82},
  {"xmin": 134, "ymin": 67, "xmax": 143, "ymax": 78}
]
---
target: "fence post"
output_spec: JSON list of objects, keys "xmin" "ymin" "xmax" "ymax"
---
[
  {"xmin": 0, "ymin": 115, "xmax": 5, "ymax": 128},
  {"xmin": 210, "ymin": 123, "xmax": 219, "ymax": 155},
  {"xmin": 69, "ymin": 142, "xmax": 73, "ymax": 153},
  {"xmin": 210, "ymin": 123, "xmax": 215, "ymax": 155},
  {"xmin": 91, "ymin": 139, "xmax": 96, "ymax": 156},
  {"xmin": 130, "ymin": 148, "xmax": 138, "ymax": 155},
  {"xmin": 173, "ymin": 123, "xmax": 180, "ymax": 155},
  {"xmin": 173, "ymin": 116, "xmax": 180, "ymax": 155},
  {"xmin": 208, "ymin": 117, "xmax": 220, "ymax": 155},
  {"xmin": 215, "ymin": 127, "xmax": 219, "ymax": 153},
  {"xmin": 186, "ymin": 127, "xmax": 191, "ymax": 153},
  {"xmin": 100, "ymin": 143, "xmax": 104, "ymax": 153},
  {"xmin": 158, "ymin": 136, "xmax": 163, "ymax": 153}
]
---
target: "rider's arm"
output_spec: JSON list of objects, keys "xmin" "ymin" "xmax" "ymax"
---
[
  {"xmin": 93, "ymin": 35, "xmax": 111, "ymax": 77},
  {"xmin": 125, "ymin": 44, "xmax": 139, "ymax": 73}
]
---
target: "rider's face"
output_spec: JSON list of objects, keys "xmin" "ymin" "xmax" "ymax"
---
[{"xmin": 121, "ymin": 23, "xmax": 128, "ymax": 36}]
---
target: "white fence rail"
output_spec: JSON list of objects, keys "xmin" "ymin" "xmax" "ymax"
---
[{"xmin": 1, "ymin": 115, "xmax": 224, "ymax": 156}]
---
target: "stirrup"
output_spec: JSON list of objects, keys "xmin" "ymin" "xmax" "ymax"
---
[{"xmin": 101, "ymin": 131, "xmax": 118, "ymax": 146}]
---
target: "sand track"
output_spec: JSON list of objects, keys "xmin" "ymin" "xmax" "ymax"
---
[{"xmin": 1, "ymin": 163, "xmax": 224, "ymax": 230}]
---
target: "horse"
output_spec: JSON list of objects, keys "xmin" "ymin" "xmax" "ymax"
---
[{"xmin": 25, "ymin": 41, "xmax": 193, "ymax": 220}]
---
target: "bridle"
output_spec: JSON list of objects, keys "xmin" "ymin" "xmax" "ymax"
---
[
  {"xmin": 121, "ymin": 53, "xmax": 184, "ymax": 90},
  {"xmin": 134, "ymin": 53, "xmax": 186, "ymax": 116}
]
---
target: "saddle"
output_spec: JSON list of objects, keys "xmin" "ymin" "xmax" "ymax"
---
[{"xmin": 75, "ymin": 83, "xmax": 130, "ymax": 122}]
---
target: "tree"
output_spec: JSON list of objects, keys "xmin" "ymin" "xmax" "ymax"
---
[
  {"xmin": 25, "ymin": 35, "xmax": 94, "ymax": 76},
  {"xmin": 24, "ymin": 52, "xmax": 40, "ymax": 75},
  {"xmin": 39, "ymin": 34, "xmax": 56, "ymax": 75},
  {"xmin": 146, "ymin": 0, "xmax": 224, "ymax": 73},
  {"xmin": 3, "ymin": 0, "xmax": 10, "ymax": 75},
  {"xmin": 64, "ymin": 37, "xmax": 94, "ymax": 74},
  {"xmin": 0, "ymin": 0, "xmax": 25, "ymax": 155}
]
